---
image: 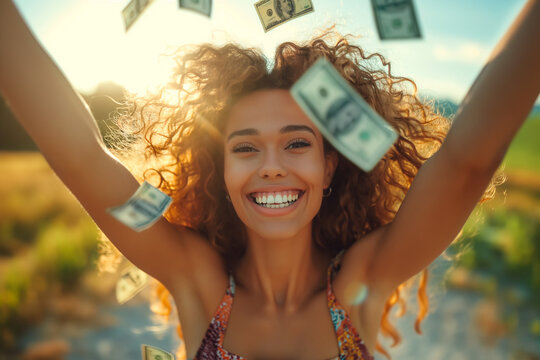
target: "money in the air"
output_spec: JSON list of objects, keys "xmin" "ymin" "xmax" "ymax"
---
[
  {"xmin": 122, "ymin": 0, "xmax": 152, "ymax": 31},
  {"xmin": 141, "ymin": 344, "xmax": 175, "ymax": 360},
  {"xmin": 291, "ymin": 58, "xmax": 398, "ymax": 172},
  {"xmin": 179, "ymin": 0, "xmax": 212, "ymax": 17},
  {"xmin": 254, "ymin": 0, "xmax": 314, "ymax": 32},
  {"xmin": 107, "ymin": 181, "xmax": 172, "ymax": 232},
  {"xmin": 116, "ymin": 264, "xmax": 149, "ymax": 304},
  {"xmin": 371, "ymin": 0, "xmax": 422, "ymax": 40}
]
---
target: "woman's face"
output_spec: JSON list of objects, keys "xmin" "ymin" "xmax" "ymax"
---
[{"xmin": 224, "ymin": 89, "xmax": 337, "ymax": 241}]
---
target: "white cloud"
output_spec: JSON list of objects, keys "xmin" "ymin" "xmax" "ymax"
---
[
  {"xmin": 432, "ymin": 39, "xmax": 490, "ymax": 65},
  {"xmin": 433, "ymin": 41, "xmax": 491, "ymax": 64}
]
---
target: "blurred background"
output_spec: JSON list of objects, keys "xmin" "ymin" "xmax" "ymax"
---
[{"xmin": 1, "ymin": 0, "xmax": 539, "ymax": 359}]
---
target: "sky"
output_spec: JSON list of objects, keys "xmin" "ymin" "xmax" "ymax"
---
[{"xmin": 13, "ymin": 0, "xmax": 536, "ymax": 105}]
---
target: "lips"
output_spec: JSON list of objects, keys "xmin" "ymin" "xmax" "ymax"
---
[{"xmin": 248, "ymin": 190, "xmax": 305, "ymax": 209}]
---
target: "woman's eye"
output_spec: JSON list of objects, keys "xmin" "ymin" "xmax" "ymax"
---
[
  {"xmin": 232, "ymin": 143, "xmax": 258, "ymax": 153},
  {"xmin": 285, "ymin": 138, "xmax": 311, "ymax": 150}
]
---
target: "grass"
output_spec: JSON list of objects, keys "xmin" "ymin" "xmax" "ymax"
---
[
  {"xmin": 502, "ymin": 114, "xmax": 540, "ymax": 172},
  {"xmin": 0, "ymin": 152, "xmax": 98, "ymax": 348},
  {"xmin": 444, "ymin": 115, "xmax": 540, "ymax": 316}
]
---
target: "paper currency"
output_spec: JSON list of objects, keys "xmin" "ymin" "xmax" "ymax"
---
[
  {"xmin": 254, "ymin": 0, "xmax": 314, "ymax": 32},
  {"xmin": 122, "ymin": 0, "xmax": 152, "ymax": 31},
  {"xmin": 107, "ymin": 181, "xmax": 172, "ymax": 232},
  {"xmin": 371, "ymin": 0, "xmax": 422, "ymax": 40},
  {"xmin": 116, "ymin": 264, "xmax": 149, "ymax": 304},
  {"xmin": 291, "ymin": 58, "xmax": 398, "ymax": 172},
  {"xmin": 179, "ymin": 0, "xmax": 212, "ymax": 17},
  {"xmin": 141, "ymin": 344, "xmax": 175, "ymax": 360}
]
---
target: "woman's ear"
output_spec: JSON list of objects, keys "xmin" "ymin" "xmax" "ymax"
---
[{"xmin": 324, "ymin": 151, "xmax": 339, "ymax": 188}]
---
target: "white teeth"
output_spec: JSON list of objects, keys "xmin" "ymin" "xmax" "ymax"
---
[{"xmin": 251, "ymin": 191, "xmax": 302, "ymax": 208}]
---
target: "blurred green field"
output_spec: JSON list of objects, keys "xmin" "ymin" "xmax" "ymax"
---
[
  {"xmin": 502, "ymin": 114, "xmax": 540, "ymax": 172},
  {"xmin": 0, "ymin": 153, "xmax": 98, "ymax": 348},
  {"xmin": 446, "ymin": 115, "xmax": 540, "ymax": 322}
]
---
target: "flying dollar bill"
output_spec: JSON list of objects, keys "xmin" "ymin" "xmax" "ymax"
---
[
  {"xmin": 107, "ymin": 181, "xmax": 172, "ymax": 232},
  {"xmin": 141, "ymin": 344, "xmax": 175, "ymax": 360},
  {"xmin": 122, "ymin": 0, "xmax": 152, "ymax": 31},
  {"xmin": 254, "ymin": 0, "xmax": 314, "ymax": 32},
  {"xmin": 371, "ymin": 0, "xmax": 422, "ymax": 40},
  {"xmin": 116, "ymin": 264, "xmax": 149, "ymax": 304},
  {"xmin": 291, "ymin": 58, "xmax": 398, "ymax": 172},
  {"xmin": 179, "ymin": 0, "xmax": 212, "ymax": 17}
]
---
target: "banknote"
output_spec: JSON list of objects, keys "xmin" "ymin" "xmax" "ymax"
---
[
  {"xmin": 291, "ymin": 58, "xmax": 398, "ymax": 172},
  {"xmin": 141, "ymin": 344, "xmax": 175, "ymax": 360},
  {"xmin": 179, "ymin": 0, "xmax": 212, "ymax": 17},
  {"xmin": 116, "ymin": 264, "xmax": 149, "ymax": 304},
  {"xmin": 107, "ymin": 181, "xmax": 172, "ymax": 232},
  {"xmin": 254, "ymin": 0, "xmax": 314, "ymax": 32},
  {"xmin": 122, "ymin": 0, "xmax": 152, "ymax": 31},
  {"xmin": 371, "ymin": 0, "xmax": 422, "ymax": 40}
]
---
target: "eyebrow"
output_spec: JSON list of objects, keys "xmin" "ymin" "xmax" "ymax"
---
[{"xmin": 227, "ymin": 125, "xmax": 316, "ymax": 141}]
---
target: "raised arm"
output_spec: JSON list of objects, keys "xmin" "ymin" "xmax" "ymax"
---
[
  {"xmin": 342, "ymin": 0, "xmax": 540, "ymax": 294},
  {"xmin": 0, "ymin": 1, "xmax": 226, "ymax": 289}
]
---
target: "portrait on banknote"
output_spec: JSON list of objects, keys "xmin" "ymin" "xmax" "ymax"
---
[
  {"xmin": 275, "ymin": 0, "xmax": 295, "ymax": 20},
  {"xmin": 325, "ymin": 96, "xmax": 364, "ymax": 137}
]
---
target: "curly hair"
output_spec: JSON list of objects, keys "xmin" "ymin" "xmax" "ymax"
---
[{"xmin": 105, "ymin": 32, "xmax": 499, "ymax": 359}]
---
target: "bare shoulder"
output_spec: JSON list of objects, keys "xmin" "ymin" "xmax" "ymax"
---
[
  {"xmin": 332, "ymin": 227, "xmax": 395, "ymax": 313},
  {"xmin": 332, "ymin": 227, "xmax": 393, "ymax": 349},
  {"xmin": 183, "ymin": 229, "xmax": 230, "ymax": 308},
  {"xmin": 333, "ymin": 227, "xmax": 385, "ymax": 295},
  {"xmin": 161, "ymin": 226, "xmax": 229, "ymax": 318},
  {"xmin": 160, "ymin": 227, "xmax": 229, "ymax": 356}
]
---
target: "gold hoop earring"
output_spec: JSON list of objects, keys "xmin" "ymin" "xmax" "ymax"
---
[{"xmin": 322, "ymin": 187, "xmax": 332, "ymax": 198}]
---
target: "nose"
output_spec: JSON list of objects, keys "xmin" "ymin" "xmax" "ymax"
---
[{"xmin": 258, "ymin": 150, "xmax": 288, "ymax": 179}]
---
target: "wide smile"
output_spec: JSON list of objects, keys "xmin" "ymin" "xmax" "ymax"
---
[{"xmin": 247, "ymin": 190, "xmax": 305, "ymax": 209}]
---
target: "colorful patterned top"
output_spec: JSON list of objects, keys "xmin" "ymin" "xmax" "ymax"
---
[{"xmin": 192, "ymin": 250, "xmax": 374, "ymax": 360}]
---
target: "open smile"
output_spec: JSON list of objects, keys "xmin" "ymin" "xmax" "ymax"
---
[{"xmin": 248, "ymin": 190, "xmax": 305, "ymax": 209}]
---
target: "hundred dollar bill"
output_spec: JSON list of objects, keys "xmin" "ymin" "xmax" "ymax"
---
[
  {"xmin": 107, "ymin": 181, "xmax": 172, "ymax": 232},
  {"xmin": 116, "ymin": 264, "xmax": 149, "ymax": 304},
  {"xmin": 291, "ymin": 58, "xmax": 398, "ymax": 172},
  {"xmin": 122, "ymin": 0, "xmax": 152, "ymax": 31},
  {"xmin": 371, "ymin": 0, "xmax": 422, "ymax": 40},
  {"xmin": 254, "ymin": 0, "xmax": 314, "ymax": 32},
  {"xmin": 179, "ymin": 0, "xmax": 212, "ymax": 17},
  {"xmin": 141, "ymin": 344, "xmax": 175, "ymax": 360}
]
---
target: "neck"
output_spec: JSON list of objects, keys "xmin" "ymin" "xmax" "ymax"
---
[{"xmin": 234, "ymin": 225, "xmax": 330, "ymax": 316}]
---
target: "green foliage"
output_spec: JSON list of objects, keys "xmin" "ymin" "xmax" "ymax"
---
[
  {"xmin": 34, "ymin": 218, "xmax": 98, "ymax": 285},
  {"xmin": 503, "ymin": 115, "xmax": 540, "ymax": 172},
  {"xmin": 450, "ymin": 207, "xmax": 540, "ymax": 307},
  {"xmin": 0, "ymin": 153, "xmax": 88, "ymax": 255},
  {"xmin": 0, "ymin": 153, "xmax": 98, "ymax": 348},
  {"xmin": 445, "ymin": 112, "xmax": 540, "ymax": 312},
  {"xmin": 0, "ymin": 259, "xmax": 32, "ymax": 320}
]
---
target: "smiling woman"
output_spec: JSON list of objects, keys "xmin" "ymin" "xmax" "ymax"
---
[
  {"xmin": 105, "ymin": 36, "xmax": 474, "ymax": 359},
  {"xmin": 1, "ymin": 0, "xmax": 539, "ymax": 359}
]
